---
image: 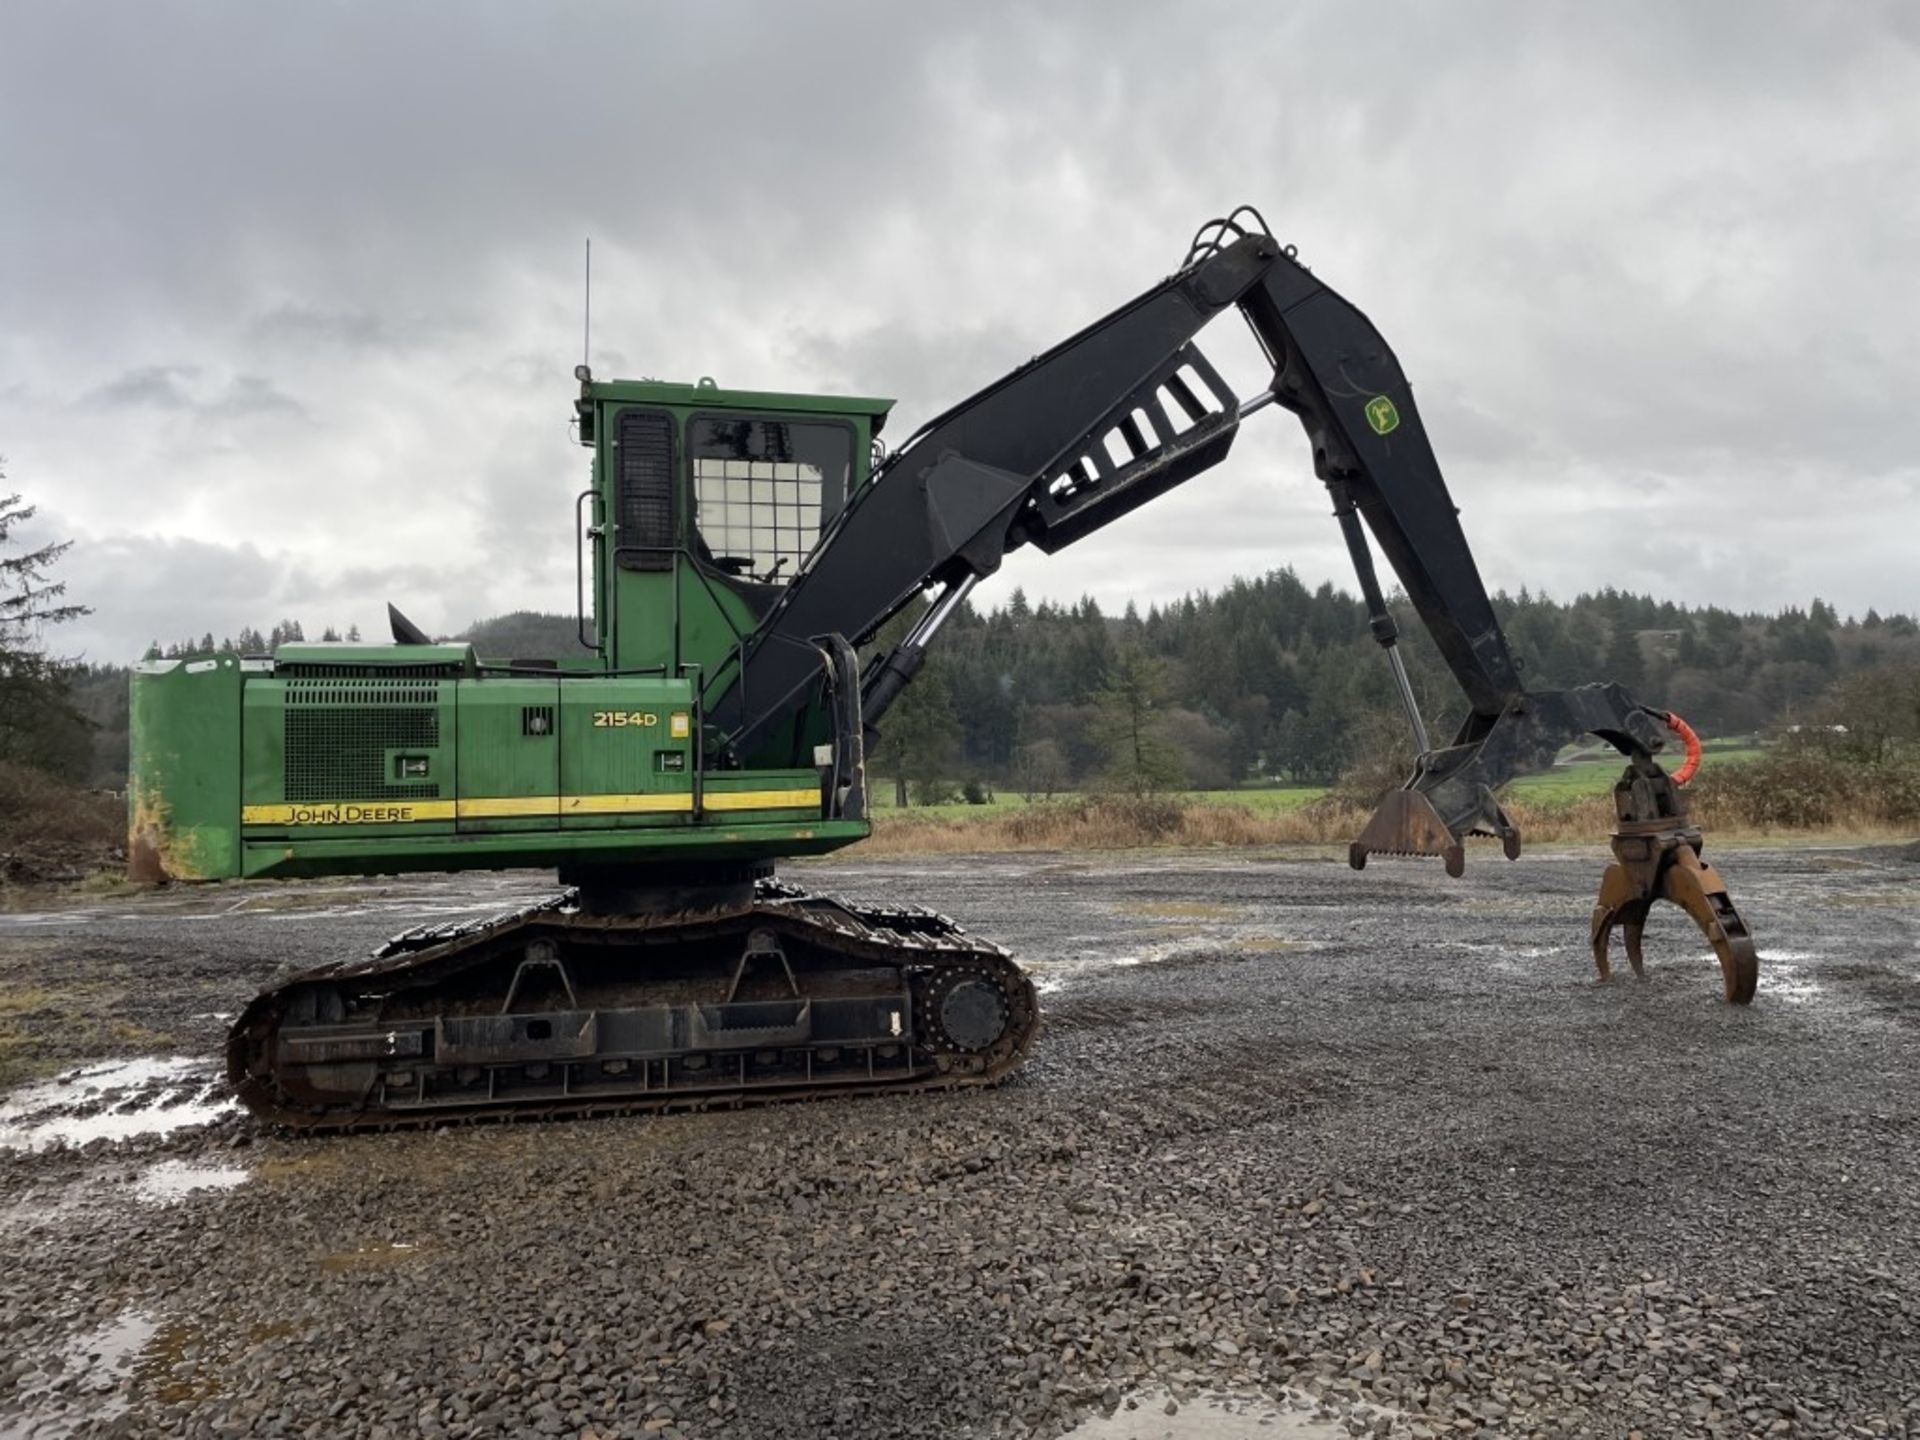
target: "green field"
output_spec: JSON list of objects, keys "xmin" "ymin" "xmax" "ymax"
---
[
  {"xmin": 871, "ymin": 744, "xmax": 1767, "ymax": 820},
  {"xmin": 1504, "ymin": 743, "xmax": 1763, "ymax": 805}
]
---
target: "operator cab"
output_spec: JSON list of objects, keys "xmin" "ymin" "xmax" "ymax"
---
[{"xmin": 573, "ymin": 370, "xmax": 893, "ymax": 674}]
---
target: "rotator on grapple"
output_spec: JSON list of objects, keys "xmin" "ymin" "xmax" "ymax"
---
[{"xmin": 129, "ymin": 206, "xmax": 1759, "ymax": 1132}]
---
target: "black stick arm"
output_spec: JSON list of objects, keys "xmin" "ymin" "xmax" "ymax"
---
[
  {"xmin": 707, "ymin": 223, "xmax": 1653, "ymax": 784},
  {"xmin": 1234, "ymin": 255, "xmax": 1526, "ymax": 722},
  {"xmin": 1228, "ymin": 250, "xmax": 1681, "ymax": 854}
]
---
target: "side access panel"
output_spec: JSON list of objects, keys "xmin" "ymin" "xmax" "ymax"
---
[
  {"xmin": 455, "ymin": 678, "xmax": 561, "ymax": 833},
  {"xmin": 558, "ymin": 678, "xmax": 695, "ymax": 828}
]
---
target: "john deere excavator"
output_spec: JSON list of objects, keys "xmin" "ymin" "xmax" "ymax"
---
[{"xmin": 128, "ymin": 208, "xmax": 1759, "ymax": 1131}]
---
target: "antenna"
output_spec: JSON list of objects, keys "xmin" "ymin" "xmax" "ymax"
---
[{"xmin": 582, "ymin": 237, "xmax": 592, "ymax": 371}]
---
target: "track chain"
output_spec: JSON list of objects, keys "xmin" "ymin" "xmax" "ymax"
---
[{"xmin": 227, "ymin": 878, "xmax": 1038, "ymax": 1133}]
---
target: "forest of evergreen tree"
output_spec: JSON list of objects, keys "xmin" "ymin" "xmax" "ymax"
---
[
  {"xmin": 56, "ymin": 575, "xmax": 1919, "ymax": 795},
  {"xmin": 878, "ymin": 576, "xmax": 1917, "ymax": 798}
]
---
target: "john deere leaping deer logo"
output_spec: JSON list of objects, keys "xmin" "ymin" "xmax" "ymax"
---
[{"xmin": 1364, "ymin": 395, "xmax": 1400, "ymax": 436}]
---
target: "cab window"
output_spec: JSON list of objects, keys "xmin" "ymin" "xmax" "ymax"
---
[{"xmin": 690, "ymin": 417, "xmax": 850, "ymax": 585}]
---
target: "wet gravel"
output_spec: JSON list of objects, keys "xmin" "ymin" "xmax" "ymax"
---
[{"xmin": 0, "ymin": 844, "xmax": 1916, "ymax": 1439}]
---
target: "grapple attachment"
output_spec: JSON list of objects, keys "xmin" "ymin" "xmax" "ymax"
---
[
  {"xmin": 1347, "ymin": 697, "xmax": 1759, "ymax": 1004},
  {"xmin": 1590, "ymin": 771, "xmax": 1758, "ymax": 1004}
]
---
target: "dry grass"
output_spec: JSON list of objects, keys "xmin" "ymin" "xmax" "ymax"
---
[
  {"xmin": 857, "ymin": 789, "xmax": 1906, "ymax": 859},
  {"xmin": 0, "ymin": 964, "xmax": 171, "ymax": 1088},
  {"xmin": 859, "ymin": 794, "xmax": 1367, "ymax": 857}
]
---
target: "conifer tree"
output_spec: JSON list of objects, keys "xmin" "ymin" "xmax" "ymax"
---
[{"xmin": 0, "ymin": 477, "xmax": 92, "ymax": 778}]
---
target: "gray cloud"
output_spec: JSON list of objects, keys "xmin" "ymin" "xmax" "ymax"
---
[
  {"xmin": 209, "ymin": 376, "xmax": 305, "ymax": 421},
  {"xmin": 248, "ymin": 306, "xmax": 396, "ymax": 354},
  {"xmin": 23, "ymin": 515, "xmax": 519, "ymax": 664},
  {"xmin": 83, "ymin": 366, "xmax": 304, "ymax": 422},
  {"xmin": 1, "ymin": 0, "xmax": 1916, "ymax": 664},
  {"xmin": 87, "ymin": 366, "xmax": 199, "ymax": 411}
]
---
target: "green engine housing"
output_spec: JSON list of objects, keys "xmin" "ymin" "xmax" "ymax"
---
[{"xmin": 129, "ymin": 376, "xmax": 893, "ymax": 883}]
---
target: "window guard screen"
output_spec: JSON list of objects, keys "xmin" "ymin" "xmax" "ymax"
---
[
  {"xmin": 615, "ymin": 408, "xmax": 676, "ymax": 572},
  {"xmin": 690, "ymin": 418, "xmax": 850, "ymax": 586}
]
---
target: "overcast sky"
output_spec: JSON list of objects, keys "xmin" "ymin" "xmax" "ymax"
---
[{"xmin": 2, "ymin": 1, "xmax": 1916, "ymax": 663}]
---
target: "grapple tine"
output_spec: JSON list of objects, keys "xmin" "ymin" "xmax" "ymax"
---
[
  {"xmin": 1657, "ymin": 846, "xmax": 1759, "ymax": 1004},
  {"xmin": 1590, "ymin": 867, "xmax": 1625, "ymax": 983},
  {"xmin": 1589, "ymin": 862, "xmax": 1652, "ymax": 983},
  {"xmin": 1623, "ymin": 913, "xmax": 1648, "ymax": 979}
]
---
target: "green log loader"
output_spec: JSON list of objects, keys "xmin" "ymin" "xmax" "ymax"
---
[{"xmin": 128, "ymin": 208, "xmax": 1759, "ymax": 1131}]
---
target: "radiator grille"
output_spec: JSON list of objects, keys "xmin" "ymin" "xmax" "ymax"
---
[
  {"xmin": 286, "ymin": 680, "xmax": 440, "ymax": 706},
  {"xmin": 277, "ymin": 661, "xmax": 466, "ymax": 680},
  {"xmin": 283, "ymin": 680, "xmax": 443, "ymax": 802}
]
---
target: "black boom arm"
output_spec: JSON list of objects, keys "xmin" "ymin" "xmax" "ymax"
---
[{"xmin": 704, "ymin": 213, "xmax": 1676, "ymax": 858}]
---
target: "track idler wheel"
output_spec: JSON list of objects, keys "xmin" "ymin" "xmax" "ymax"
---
[
  {"xmin": 1591, "ymin": 831, "xmax": 1758, "ymax": 1003},
  {"xmin": 915, "ymin": 961, "xmax": 1035, "ymax": 1078}
]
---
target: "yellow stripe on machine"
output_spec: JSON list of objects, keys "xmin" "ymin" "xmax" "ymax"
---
[
  {"xmin": 560, "ymin": 793, "xmax": 692, "ymax": 815},
  {"xmin": 454, "ymin": 796, "xmax": 561, "ymax": 819},
  {"xmin": 703, "ymin": 788, "xmax": 821, "ymax": 812},
  {"xmin": 240, "ymin": 788, "xmax": 820, "ymax": 827}
]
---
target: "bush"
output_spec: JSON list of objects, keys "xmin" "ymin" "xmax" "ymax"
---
[
  {"xmin": 0, "ymin": 760, "xmax": 123, "ymax": 883},
  {"xmin": 1690, "ymin": 747, "xmax": 1920, "ymax": 830},
  {"xmin": 1324, "ymin": 709, "xmax": 1418, "ymax": 810},
  {"xmin": 961, "ymin": 778, "xmax": 992, "ymax": 806},
  {"xmin": 910, "ymin": 777, "xmax": 960, "ymax": 807},
  {"xmin": 1001, "ymin": 794, "xmax": 1189, "ymax": 845}
]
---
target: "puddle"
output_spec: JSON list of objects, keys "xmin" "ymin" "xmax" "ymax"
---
[
  {"xmin": 135, "ymin": 1159, "xmax": 249, "ymax": 1204},
  {"xmin": 1218, "ymin": 934, "xmax": 1306, "ymax": 955},
  {"xmin": 1061, "ymin": 1389, "xmax": 1353, "ymax": 1439},
  {"xmin": 0, "ymin": 1057, "xmax": 235, "ymax": 1152},
  {"xmin": 0, "ymin": 1178, "xmax": 92, "ymax": 1236},
  {"xmin": 8, "ymin": 1308, "xmax": 157, "ymax": 1438},
  {"xmin": 317, "ymin": 1240, "xmax": 425, "ymax": 1272},
  {"xmin": 1117, "ymin": 900, "xmax": 1238, "ymax": 921},
  {"xmin": 1029, "ymin": 928, "xmax": 1314, "ymax": 994},
  {"xmin": 1758, "ymin": 951, "xmax": 1825, "ymax": 1004}
]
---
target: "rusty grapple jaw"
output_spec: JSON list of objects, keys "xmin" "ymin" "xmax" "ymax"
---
[{"xmin": 1590, "ymin": 760, "xmax": 1758, "ymax": 1005}]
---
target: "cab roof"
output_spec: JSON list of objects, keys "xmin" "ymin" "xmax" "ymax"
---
[{"xmin": 581, "ymin": 376, "xmax": 896, "ymax": 435}]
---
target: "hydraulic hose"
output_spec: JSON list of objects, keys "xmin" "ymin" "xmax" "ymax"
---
[{"xmin": 1664, "ymin": 711, "xmax": 1703, "ymax": 786}]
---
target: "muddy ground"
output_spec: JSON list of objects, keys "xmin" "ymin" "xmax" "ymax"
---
[{"xmin": 0, "ymin": 844, "xmax": 1915, "ymax": 1440}]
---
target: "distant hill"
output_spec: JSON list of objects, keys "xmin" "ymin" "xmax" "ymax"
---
[{"xmin": 452, "ymin": 611, "xmax": 591, "ymax": 662}]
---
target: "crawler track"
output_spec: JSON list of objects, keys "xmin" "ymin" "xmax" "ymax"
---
[{"xmin": 227, "ymin": 879, "xmax": 1039, "ymax": 1132}]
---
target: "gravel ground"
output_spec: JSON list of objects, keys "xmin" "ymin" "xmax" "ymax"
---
[{"xmin": 0, "ymin": 844, "xmax": 1915, "ymax": 1440}]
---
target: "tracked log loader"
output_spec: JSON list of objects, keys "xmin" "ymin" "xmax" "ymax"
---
[{"xmin": 128, "ymin": 209, "xmax": 1759, "ymax": 1131}]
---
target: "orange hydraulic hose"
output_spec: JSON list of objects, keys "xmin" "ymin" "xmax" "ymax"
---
[{"xmin": 1664, "ymin": 711, "xmax": 1703, "ymax": 786}]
